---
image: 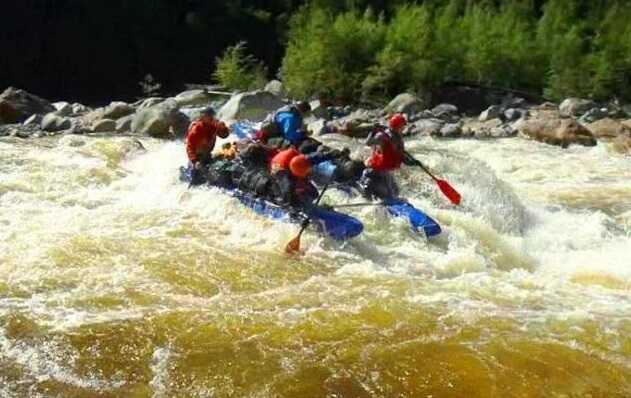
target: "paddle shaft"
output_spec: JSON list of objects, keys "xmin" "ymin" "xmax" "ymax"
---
[
  {"xmin": 404, "ymin": 151, "xmax": 439, "ymax": 182},
  {"xmin": 296, "ymin": 182, "xmax": 330, "ymax": 237}
]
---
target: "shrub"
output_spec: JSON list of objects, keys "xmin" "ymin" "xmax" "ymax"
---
[{"xmin": 213, "ymin": 41, "xmax": 267, "ymax": 91}]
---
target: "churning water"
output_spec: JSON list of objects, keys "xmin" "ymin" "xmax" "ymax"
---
[{"xmin": 1, "ymin": 132, "xmax": 630, "ymax": 397}]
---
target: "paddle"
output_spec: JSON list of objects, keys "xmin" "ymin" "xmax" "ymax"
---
[
  {"xmin": 285, "ymin": 183, "xmax": 330, "ymax": 254},
  {"xmin": 403, "ymin": 151, "xmax": 461, "ymax": 205}
]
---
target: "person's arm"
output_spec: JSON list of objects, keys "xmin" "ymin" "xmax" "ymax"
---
[{"xmin": 366, "ymin": 130, "xmax": 386, "ymax": 148}]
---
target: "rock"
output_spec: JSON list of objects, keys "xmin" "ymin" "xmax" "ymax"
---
[
  {"xmin": 217, "ymin": 90, "xmax": 285, "ymax": 122},
  {"xmin": 0, "ymin": 87, "xmax": 55, "ymax": 123},
  {"xmin": 101, "ymin": 101, "xmax": 135, "ymax": 120},
  {"xmin": 116, "ymin": 115, "xmax": 134, "ymax": 133},
  {"xmin": 462, "ymin": 118, "xmax": 514, "ymax": 138},
  {"xmin": 587, "ymin": 118, "xmax": 631, "ymax": 139},
  {"xmin": 23, "ymin": 114, "xmax": 43, "ymax": 126},
  {"xmin": 612, "ymin": 134, "xmax": 631, "ymax": 154},
  {"xmin": 431, "ymin": 103, "xmax": 458, "ymax": 120},
  {"xmin": 501, "ymin": 95, "xmax": 526, "ymax": 109},
  {"xmin": 479, "ymin": 105, "xmax": 502, "ymax": 122},
  {"xmin": 504, "ymin": 108, "xmax": 526, "ymax": 122},
  {"xmin": 174, "ymin": 90, "xmax": 213, "ymax": 107},
  {"xmin": 0, "ymin": 101, "xmax": 20, "ymax": 124},
  {"xmin": 559, "ymin": 98, "xmax": 596, "ymax": 118},
  {"xmin": 136, "ymin": 97, "xmax": 165, "ymax": 109},
  {"xmin": 53, "ymin": 101, "xmax": 73, "ymax": 116},
  {"xmin": 91, "ymin": 119, "xmax": 117, "ymax": 132},
  {"xmin": 72, "ymin": 103, "xmax": 90, "ymax": 115},
  {"xmin": 132, "ymin": 100, "xmax": 189, "ymax": 138},
  {"xmin": 438, "ymin": 122, "xmax": 462, "ymax": 137},
  {"xmin": 578, "ymin": 107, "xmax": 608, "ymax": 124},
  {"xmin": 264, "ymin": 80, "xmax": 284, "ymax": 97},
  {"xmin": 307, "ymin": 119, "xmax": 331, "ymax": 136},
  {"xmin": 385, "ymin": 93, "xmax": 425, "ymax": 116},
  {"xmin": 409, "ymin": 118, "xmax": 444, "ymax": 136},
  {"xmin": 309, "ymin": 100, "xmax": 330, "ymax": 120},
  {"xmin": 622, "ymin": 119, "xmax": 631, "ymax": 130},
  {"xmin": 514, "ymin": 117, "xmax": 596, "ymax": 147},
  {"xmin": 41, "ymin": 113, "xmax": 72, "ymax": 132}
]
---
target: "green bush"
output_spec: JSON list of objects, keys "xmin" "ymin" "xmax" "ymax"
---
[
  {"xmin": 281, "ymin": 6, "xmax": 385, "ymax": 101},
  {"xmin": 213, "ymin": 41, "xmax": 267, "ymax": 91}
]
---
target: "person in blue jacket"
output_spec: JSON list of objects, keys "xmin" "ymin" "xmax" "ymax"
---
[{"xmin": 256, "ymin": 101, "xmax": 312, "ymax": 147}]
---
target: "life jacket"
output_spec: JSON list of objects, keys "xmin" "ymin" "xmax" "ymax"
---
[
  {"xmin": 273, "ymin": 106, "xmax": 304, "ymax": 145},
  {"xmin": 367, "ymin": 127, "xmax": 404, "ymax": 172},
  {"xmin": 270, "ymin": 147, "xmax": 300, "ymax": 174},
  {"xmin": 185, "ymin": 119, "xmax": 228, "ymax": 163}
]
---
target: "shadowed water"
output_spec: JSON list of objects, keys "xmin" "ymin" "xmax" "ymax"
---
[{"xmin": 0, "ymin": 133, "xmax": 630, "ymax": 397}]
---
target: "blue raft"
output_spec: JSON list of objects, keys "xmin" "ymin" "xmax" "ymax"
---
[{"xmin": 180, "ymin": 166, "xmax": 363, "ymax": 241}]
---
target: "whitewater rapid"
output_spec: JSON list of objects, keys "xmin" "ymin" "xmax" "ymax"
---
[{"xmin": 0, "ymin": 132, "xmax": 630, "ymax": 397}]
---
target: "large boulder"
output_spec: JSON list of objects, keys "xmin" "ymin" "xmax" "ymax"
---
[
  {"xmin": 579, "ymin": 107, "xmax": 608, "ymax": 124},
  {"xmin": 41, "ymin": 113, "xmax": 72, "ymax": 132},
  {"xmin": 131, "ymin": 100, "xmax": 189, "ymax": 138},
  {"xmin": 52, "ymin": 101, "xmax": 73, "ymax": 116},
  {"xmin": 385, "ymin": 93, "xmax": 425, "ymax": 116},
  {"xmin": 559, "ymin": 98, "xmax": 596, "ymax": 118},
  {"xmin": 612, "ymin": 134, "xmax": 631, "ymax": 155},
  {"xmin": 462, "ymin": 118, "xmax": 515, "ymax": 138},
  {"xmin": 409, "ymin": 119, "xmax": 444, "ymax": 136},
  {"xmin": 438, "ymin": 122, "xmax": 462, "ymax": 138},
  {"xmin": 264, "ymin": 80, "xmax": 285, "ymax": 97},
  {"xmin": 0, "ymin": 87, "xmax": 55, "ymax": 123},
  {"xmin": 217, "ymin": 90, "xmax": 284, "ymax": 122},
  {"xmin": 514, "ymin": 116, "xmax": 596, "ymax": 147},
  {"xmin": 174, "ymin": 90, "xmax": 214, "ymax": 107},
  {"xmin": 91, "ymin": 119, "xmax": 117, "ymax": 133},
  {"xmin": 431, "ymin": 103, "xmax": 459, "ymax": 120},
  {"xmin": 116, "ymin": 115, "xmax": 134, "ymax": 133},
  {"xmin": 136, "ymin": 97, "xmax": 165, "ymax": 109},
  {"xmin": 479, "ymin": 105, "xmax": 502, "ymax": 122},
  {"xmin": 101, "ymin": 101, "xmax": 135, "ymax": 120},
  {"xmin": 586, "ymin": 118, "xmax": 631, "ymax": 139}
]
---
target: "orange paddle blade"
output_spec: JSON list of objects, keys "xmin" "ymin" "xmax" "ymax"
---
[
  {"xmin": 285, "ymin": 235, "xmax": 301, "ymax": 254},
  {"xmin": 437, "ymin": 179, "xmax": 461, "ymax": 205}
]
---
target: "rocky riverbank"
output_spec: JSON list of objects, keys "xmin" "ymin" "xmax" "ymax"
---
[{"xmin": 1, "ymin": 85, "xmax": 630, "ymax": 155}]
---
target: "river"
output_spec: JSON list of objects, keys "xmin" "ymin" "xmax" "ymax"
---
[{"xmin": 1, "ymin": 132, "xmax": 630, "ymax": 397}]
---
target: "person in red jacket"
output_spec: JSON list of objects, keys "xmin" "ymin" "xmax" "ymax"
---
[
  {"xmin": 360, "ymin": 113, "xmax": 407, "ymax": 200},
  {"xmin": 269, "ymin": 147, "xmax": 318, "ymax": 207},
  {"xmin": 186, "ymin": 107, "xmax": 229, "ymax": 183}
]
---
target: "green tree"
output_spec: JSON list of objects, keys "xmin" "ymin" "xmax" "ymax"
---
[{"xmin": 213, "ymin": 42, "xmax": 267, "ymax": 91}]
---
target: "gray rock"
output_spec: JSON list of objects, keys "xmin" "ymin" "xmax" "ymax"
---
[
  {"xmin": 431, "ymin": 103, "xmax": 458, "ymax": 120},
  {"xmin": 132, "ymin": 100, "xmax": 189, "ymax": 139},
  {"xmin": 439, "ymin": 122, "xmax": 462, "ymax": 137},
  {"xmin": 409, "ymin": 118, "xmax": 444, "ymax": 136},
  {"xmin": 559, "ymin": 98, "xmax": 596, "ymax": 118},
  {"xmin": 504, "ymin": 108, "xmax": 525, "ymax": 122},
  {"xmin": 116, "ymin": 115, "xmax": 134, "ymax": 133},
  {"xmin": 264, "ymin": 80, "xmax": 284, "ymax": 97},
  {"xmin": 137, "ymin": 97, "xmax": 165, "ymax": 109},
  {"xmin": 174, "ymin": 90, "xmax": 213, "ymax": 107},
  {"xmin": 307, "ymin": 119, "xmax": 330, "ymax": 136},
  {"xmin": 91, "ymin": 118, "xmax": 117, "ymax": 132},
  {"xmin": 385, "ymin": 93, "xmax": 425, "ymax": 116},
  {"xmin": 479, "ymin": 105, "xmax": 502, "ymax": 122},
  {"xmin": 309, "ymin": 100, "xmax": 330, "ymax": 120},
  {"xmin": 217, "ymin": 90, "xmax": 284, "ymax": 122},
  {"xmin": 23, "ymin": 114, "xmax": 43, "ymax": 126},
  {"xmin": 501, "ymin": 95, "xmax": 526, "ymax": 109},
  {"xmin": 0, "ymin": 87, "xmax": 55, "ymax": 123},
  {"xmin": 72, "ymin": 103, "xmax": 90, "ymax": 115},
  {"xmin": 101, "ymin": 101, "xmax": 135, "ymax": 120},
  {"xmin": 41, "ymin": 113, "xmax": 72, "ymax": 132},
  {"xmin": 53, "ymin": 101, "xmax": 73, "ymax": 116},
  {"xmin": 579, "ymin": 107, "xmax": 608, "ymax": 124}
]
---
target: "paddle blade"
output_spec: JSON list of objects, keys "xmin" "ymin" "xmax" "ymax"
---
[
  {"xmin": 437, "ymin": 179, "xmax": 461, "ymax": 205},
  {"xmin": 285, "ymin": 235, "xmax": 301, "ymax": 254}
]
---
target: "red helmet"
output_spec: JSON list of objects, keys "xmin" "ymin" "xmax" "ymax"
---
[
  {"xmin": 389, "ymin": 113, "xmax": 407, "ymax": 131},
  {"xmin": 289, "ymin": 154, "xmax": 312, "ymax": 178}
]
